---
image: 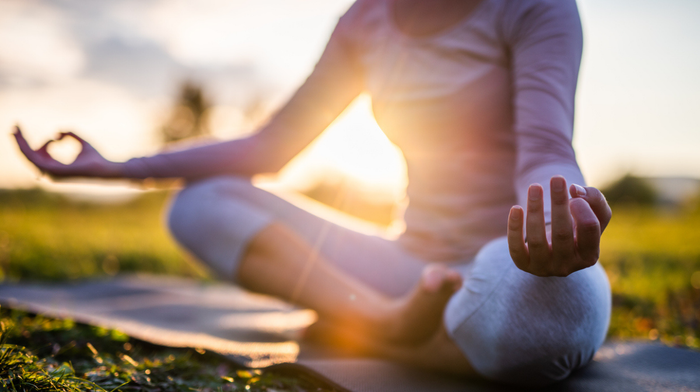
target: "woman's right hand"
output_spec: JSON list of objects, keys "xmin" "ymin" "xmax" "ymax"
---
[
  {"xmin": 13, "ymin": 125, "xmax": 124, "ymax": 179},
  {"xmin": 507, "ymin": 176, "xmax": 612, "ymax": 277}
]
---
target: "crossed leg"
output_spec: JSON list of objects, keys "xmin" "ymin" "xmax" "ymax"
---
[
  {"xmin": 168, "ymin": 176, "xmax": 611, "ymax": 387},
  {"xmin": 167, "ymin": 176, "xmax": 462, "ymax": 344},
  {"xmin": 238, "ymin": 222, "xmax": 462, "ymax": 344}
]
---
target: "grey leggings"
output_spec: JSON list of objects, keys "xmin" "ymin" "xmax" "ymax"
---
[{"xmin": 167, "ymin": 176, "xmax": 611, "ymax": 387}]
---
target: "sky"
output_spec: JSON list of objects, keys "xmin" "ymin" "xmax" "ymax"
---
[{"xmin": 1, "ymin": 0, "xmax": 699, "ymax": 201}]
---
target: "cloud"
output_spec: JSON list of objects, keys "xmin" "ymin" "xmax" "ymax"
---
[
  {"xmin": 80, "ymin": 38, "xmax": 186, "ymax": 98},
  {"xmin": 132, "ymin": 0, "xmax": 354, "ymax": 89},
  {"xmin": 139, "ymin": 0, "xmax": 350, "ymax": 65},
  {"xmin": 0, "ymin": 0, "xmax": 85, "ymax": 85}
]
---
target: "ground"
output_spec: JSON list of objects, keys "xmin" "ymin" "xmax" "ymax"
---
[
  {"xmin": 0, "ymin": 188, "xmax": 698, "ymax": 390},
  {"xmin": 0, "ymin": 307, "xmax": 336, "ymax": 391}
]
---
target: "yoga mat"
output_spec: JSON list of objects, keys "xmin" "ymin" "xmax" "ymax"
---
[{"xmin": 0, "ymin": 276, "xmax": 698, "ymax": 392}]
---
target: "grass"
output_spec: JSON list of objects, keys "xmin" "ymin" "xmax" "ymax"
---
[
  {"xmin": 0, "ymin": 189, "xmax": 202, "ymax": 282},
  {"xmin": 599, "ymin": 204, "xmax": 700, "ymax": 347},
  {"xmin": 0, "ymin": 307, "xmax": 334, "ymax": 391},
  {"xmin": 0, "ymin": 188, "xmax": 341, "ymax": 391},
  {"xmin": 0, "ymin": 187, "xmax": 699, "ymax": 390}
]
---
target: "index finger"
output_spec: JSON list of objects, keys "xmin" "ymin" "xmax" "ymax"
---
[
  {"xmin": 570, "ymin": 197, "xmax": 601, "ymax": 267},
  {"xmin": 570, "ymin": 184, "xmax": 612, "ymax": 232},
  {"xmin": 58, "ymin": 131, "xmax": 87, "ymax": 146}
]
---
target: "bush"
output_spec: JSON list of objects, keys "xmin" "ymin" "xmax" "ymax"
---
[{"xmin": 602, "ymin": 174, "xmax": 657, "ymax": 206}]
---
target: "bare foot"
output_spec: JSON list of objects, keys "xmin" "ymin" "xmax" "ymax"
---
[
  {"xmin": 380, "ymin": 264, "xmax": 463, "ymax": 344},
  {"xmin": 303, "ymin": 264, "xmax": 462, "ymax": 349},
  {"xmin": 305, "ymin": 320, "xmax": 476, "ymax": 377}
]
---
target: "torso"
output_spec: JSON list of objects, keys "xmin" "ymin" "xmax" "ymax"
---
[
  {"xmin": 343, "ymin": 0, "xmax": 516, "ymax": 261},
  {"xmin": 335, "ymin": 0, "xmax": 582, "ymax": 262},
  {"xmin": 391, "ymin": 0, "xmax": 483, "ymax": 37}
]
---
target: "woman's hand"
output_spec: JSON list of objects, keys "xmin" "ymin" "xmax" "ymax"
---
[
  {"xmin": 13, "ymin": 125, "xmax": 124, "ymax": 179},
  {"xmin": 507, "ymin": 175, "xmax": 612, "ymax": 277}
]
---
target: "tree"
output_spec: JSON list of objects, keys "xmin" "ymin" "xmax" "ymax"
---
[
  {"xmin": 601, "ymin": 174, "xmax": 657, "ymax": 206},
  {"xmin": 160, "ymin": 81, "xmax": 211, "ymax": 145}
]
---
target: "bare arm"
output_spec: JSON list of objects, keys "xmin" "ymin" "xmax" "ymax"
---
[{"xmin": 15, "ymin": 11, "xmax": 363, "ymax": 181}]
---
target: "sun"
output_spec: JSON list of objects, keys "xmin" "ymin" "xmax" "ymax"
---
[{"xmin": 274, "ymin": 94, "xmax": 407, "ymax": 203}]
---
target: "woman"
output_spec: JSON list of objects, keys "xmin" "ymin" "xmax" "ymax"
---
[{"xmin": 15, "ymin": 0, "xmax": 612, "ymax": 386}]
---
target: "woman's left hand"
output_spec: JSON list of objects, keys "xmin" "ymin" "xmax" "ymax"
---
[
  {"xmin": 13, "ymin": 126, "xmax": 124, "ymax": 179},
  {"xmin": 507, "ymin": 176, "xmax": 612, "ymax": 277}
]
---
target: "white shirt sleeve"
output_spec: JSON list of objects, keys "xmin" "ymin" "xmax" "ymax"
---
[{"xmin": 507, "ymin": 0, "xmax": 586, "ymax": 223}]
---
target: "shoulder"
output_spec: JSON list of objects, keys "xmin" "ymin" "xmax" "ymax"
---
[
  {"xmin": 501, "ymin": 0, "xmax": 580, "ymax": 22},
  {"xmin": 336, "ymin": 0, "xmax": 386, "ymax": 32},
  {"xmin": 332, "ymin": 0, "xmax": 389, "ymax": 51},
  {"xmin": 497, "ymin": 0, "xmax": 582, "ymax": 44}
]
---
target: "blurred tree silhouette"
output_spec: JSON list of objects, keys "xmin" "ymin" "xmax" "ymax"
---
[
  {"xmin": 160, "ymin": 81, "xmax": 211, "ymax": 144},
  {"xmin": 602, "ymin": 174, "xmax": 658, "ymax": 206}
]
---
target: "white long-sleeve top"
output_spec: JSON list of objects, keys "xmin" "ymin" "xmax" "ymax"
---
[{"xmin": 125, "ymin": 0, "xmax": 586, "ymax": 262}]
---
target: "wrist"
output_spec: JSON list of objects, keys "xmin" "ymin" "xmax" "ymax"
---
[{"xmin": 103, "ymin": 161, "xmax": 127, "ymax": 178}]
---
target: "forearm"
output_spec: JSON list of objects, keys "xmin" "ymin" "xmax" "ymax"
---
[
  {"xmin": 120, "ymin": 127, "xmax": 292, "ymax": 181},
  {"xmin": 121, "ymin": 4, "xmax": 363, "ymax": 181},
  {"xmin": 509, "ymin": 0, "xmax": 584, "ymax": 221}
]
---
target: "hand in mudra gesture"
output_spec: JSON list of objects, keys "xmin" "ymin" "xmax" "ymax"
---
[
  {"xmin": 508, "ymin": 175, "xmax": 612, "ymax": 277},
  {"xmin": 13, "ymin": 125, "xmax": 123, "ymax": 179}
]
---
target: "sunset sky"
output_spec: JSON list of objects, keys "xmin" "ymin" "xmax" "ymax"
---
[{"xmin": 1, "ymin": 0, "xmax": 699, "ymax": 201}]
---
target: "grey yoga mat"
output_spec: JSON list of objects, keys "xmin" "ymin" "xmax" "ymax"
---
[{"xmin": 0, "ymin": 276, "xmax": 698, "ymax": 392}]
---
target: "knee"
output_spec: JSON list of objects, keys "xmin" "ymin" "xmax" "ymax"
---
[
  {"xmin": 166, "ymin": 176, "xmax": 274, "ymax": 280},
  {"xmin": 472, "ymin": 311, "xmax": 607, "ymax": 387},
  {"xmin": 446, "ymin": 237, "xmax": 611, "ymax": 387},
  {"xmin": 167, "ymin": 176, "xmax": 254, "ymax": 242}
]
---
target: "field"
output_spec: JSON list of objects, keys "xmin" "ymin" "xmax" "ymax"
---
[
  {"xmin": 0, "ymin": 187, "xmax": 699, "ymax": 390},
  {"xmin": 599, "ymin": 204, "xmax": 700, "ymax": 347}
]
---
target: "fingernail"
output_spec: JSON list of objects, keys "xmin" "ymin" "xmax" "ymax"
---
[
  {"xmin": 573, "ymin": 184, "xmax": 586, "ymax": 197},
  {"xmin": 511, "ymin": 206, "xmax": 523, "ymax": 220},
  {"xmin": 551, "ymin": 176, "xmax": 565, "ymax": 192},
  {"xmin": 529, "ymin": 186, "xmax": 541, "ymax": 201}
]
